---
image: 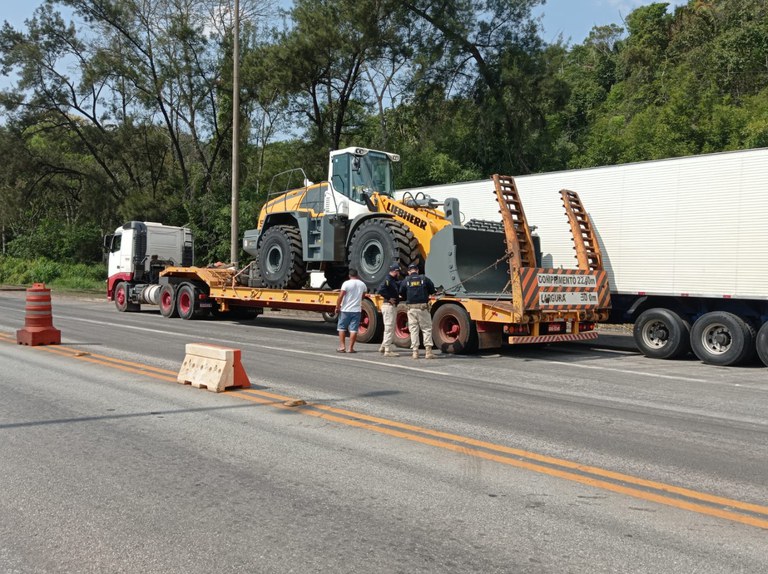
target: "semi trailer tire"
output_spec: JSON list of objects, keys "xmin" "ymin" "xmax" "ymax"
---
[
  {"xmin": 356, "ymin": 298, "xmax": 383, "ymax": 345},
  {"xmin": 176, "ymin": 283, "xmax": 208, "ymax": 320},
  {"xmin": 432, "ymin": 303, "xmax": 478, "ymax": 354},
  {"xmin": 690, "ymin": 311, "xmax": 754, "ymax": 366},
  {"xmin": 632, "ymin": 308, "xmax": 691, "ymax": 359},
  {"xmin": 114, "ymin": 282, "xmax": 139, "ymax": 313},
  {"xmin": 348, "ymin": 219, "xmax": 418, "ymax": 290},
  {"xmin": 159, "ymin": 284, "xmax": 178, "ymax": 318},
  {"xmin": 756, "ymin": 321, "xmax": 768, "ymax": 367},
  {"xmin": 258, "ymin": 225, "xmax": 308, "ymax": 289},
  {"xmin": 393, "ymin": 303, "xmax": 414, "ymax": 348}
]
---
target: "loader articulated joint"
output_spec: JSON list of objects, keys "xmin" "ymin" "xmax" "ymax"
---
[{"xmin": 384, "ymin": 203, "xmax": 427, "ymax": 230}]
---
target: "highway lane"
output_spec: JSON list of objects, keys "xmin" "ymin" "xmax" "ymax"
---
[{"xmin": 0, "ymin": 291, "xmax": 766, "ymax": 572}]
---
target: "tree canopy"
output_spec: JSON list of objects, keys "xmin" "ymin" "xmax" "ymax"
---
[{"xmin": 1, "ymin": 0, "xmax": 766, "ymax": 263}]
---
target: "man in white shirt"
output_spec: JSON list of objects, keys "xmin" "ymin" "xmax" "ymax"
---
[{"xmin": 334, "ymin": 268, "xmax": 368, "ymax": 353}]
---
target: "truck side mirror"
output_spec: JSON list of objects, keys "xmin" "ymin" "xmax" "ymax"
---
[{"xmin": 103, "ymin": 234, "xmax": 114, "ymax": 251}]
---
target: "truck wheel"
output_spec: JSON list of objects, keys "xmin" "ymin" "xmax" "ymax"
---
[
  {"xmin": 690, "ymin": 311, "xmax": 754, "ymax": 366},
  {"xmin": 348, "ymin": 219, "xmax": 418, "ymax": 291},
  {"xmin": 159, "ymin": 284, "xmax": 178, "ymax": 318},
  {"xmin": 393, "ymin": 303, "xmax": 413, "ymax": 348},
  {"xmin": 632, "ymin": 308, "xmax": 691, "ymax": 359},
  {"xmin": 757, "ymin": 322, "xmax": 768, "ymax": 367},
  {"xmin": 432, "ymin": 303, "xmax": 478, "ymax": 354},
  {"xmin": 114, "ymin": 282, "xmax": 140, "ymax": 313},
  {"xmin": 322, "ymin": 311, "xmax": 339, "ymax": 323},
  {"xmin": 176, "ymin": 283, "xmax": 208, "ymax": 320},
  {"xmin": 356, "ymin": 298, "xmax": 383, "ymax": 344},
  {"xmin": 258, "ymin": 225, "xmax": 308, "ymax": 289}
]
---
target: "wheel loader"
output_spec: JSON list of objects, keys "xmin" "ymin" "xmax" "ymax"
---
[{"xmin": 241, "ymin": 147, "xmax": 511, "ymax": 294}]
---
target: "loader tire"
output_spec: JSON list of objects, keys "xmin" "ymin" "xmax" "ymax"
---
[
  {"xmin": 348, "ymin": 218, "xmax": 419, "ymax": 291},
  {"xmin": 258, "ymin": 225, "xmax": 308, "ymax": 289}
]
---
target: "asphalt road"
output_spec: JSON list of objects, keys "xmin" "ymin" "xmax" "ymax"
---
[{"xmin": 0, "ymin": 291, "xmax": 766, "ymax": 573}]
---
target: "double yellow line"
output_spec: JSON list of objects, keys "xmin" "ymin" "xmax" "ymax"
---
[{"xmin": 4, "ymin": 332, "xmax": 767, "ymax": 530}]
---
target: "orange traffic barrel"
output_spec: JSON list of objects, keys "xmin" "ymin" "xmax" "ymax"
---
[{"xmin": 16, "ymin": 283, "xmax": 61, "ymax": 346}]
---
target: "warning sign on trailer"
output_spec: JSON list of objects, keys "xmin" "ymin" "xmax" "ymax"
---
[
  {"xmin": 536, "ymin": 273, "xmax": 597, "ymax": 288},
  {"xmin": 539, "ymin": 292, "xmax": 598, "ymax": 306}
]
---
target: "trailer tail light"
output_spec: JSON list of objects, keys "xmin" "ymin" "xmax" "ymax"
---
[
  {"xmin": 579, "ymin": 322, "xmax": 595, "ymax": 332},
  {"xmin": 198, "ymin": 293, "xmax": 208, "ymax": 300},
  {"xmin": 504, "ymin": 324, "xmax": 530, "ymax": 335}
]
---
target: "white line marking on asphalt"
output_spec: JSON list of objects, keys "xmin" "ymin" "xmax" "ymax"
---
[
  {"xmin": 53, "ymin": 316, "xmax": 446, "ymax": 376},
  {"xmin": 542, "ymin": 359, "xmax": 707, "ymax": 383}
]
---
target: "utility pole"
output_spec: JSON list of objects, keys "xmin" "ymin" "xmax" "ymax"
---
[{"xmin": 230, "ymin": 0, "xmax": 240, "ymax": 266}]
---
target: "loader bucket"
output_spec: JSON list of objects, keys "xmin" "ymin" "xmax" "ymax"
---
[{"xmin": 425, "ymin": 226, "xmax": 510, "ymax": 296}]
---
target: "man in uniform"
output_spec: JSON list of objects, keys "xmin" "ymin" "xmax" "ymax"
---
[
  {"xmin": 399, "ymin": 263, "xmax": 436, "ymax": 359},
  {"xmin": 376, "ymin": 263, "xmax": 401, "ymax": 357}
]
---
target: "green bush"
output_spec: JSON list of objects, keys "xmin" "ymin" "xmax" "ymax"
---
[{"xmin": 0, "ymin": 256, "xmax": 105, "ymax": 291}]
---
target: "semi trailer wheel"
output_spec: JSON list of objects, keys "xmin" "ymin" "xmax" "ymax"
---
[
  {"xmin": 393, "ymin": 302, "xmax": 413, "ymax": 348},
  {"xmin": 159, "ymin": 284, "xmax": 178, "ymax": 318},
  {"xmin": 114, "ymin": 282, "xmax": 139, "ymax": 313},
  {"xmin": 431, "ymin": 303, "xmax": 478, "ymax": 354},
  {"xmin": 690, "ymin": 311, "xmax": 754, "ymax": 366},
  {"xmin": 757, "ymin": 321, "xmax": 768, "ymax": 367},
  {"xmin": 176, "ymin": 283, "xmax": 208, "ymax": 320},
  {"xmin": 348, "ymin": 219, "xmax": 419, "ymax": 290},
  {"xmin": 632, "ymin": 308, "xmax": 691, "ymax": 359},
  {"xmin": 356, "ymin": 298, "xmax": 383, "ymax": 345},
  {"xmin": 258, "ymin": 225, "xmax": 308, "ymax": 289}
]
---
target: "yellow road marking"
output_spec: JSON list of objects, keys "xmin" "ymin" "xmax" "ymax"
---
[{"xmin": 3, "ymin": 331, "xmax": 766, "ymax": 529}]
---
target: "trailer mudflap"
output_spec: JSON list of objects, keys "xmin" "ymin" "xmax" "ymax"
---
[{"xmin": 507, "ymin": 331, "xmax": 598, "ymax": 345}]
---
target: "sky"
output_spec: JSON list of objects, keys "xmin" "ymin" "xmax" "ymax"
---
[
  {"xmin": 2, "ymin": 0, "xmax": 688, "ymax": 45},
  {"xmin": 534, "ymin": 0, "xmax": 688, "ymax": 44}
]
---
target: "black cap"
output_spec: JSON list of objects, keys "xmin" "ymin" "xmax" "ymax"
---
[
  {"xmin": 389, "ymin": 264, "xmax": 400, "ymax": 271},
  {"xmin": 407, "ymin": 263, "xmax": 418, "ymax": 270}
]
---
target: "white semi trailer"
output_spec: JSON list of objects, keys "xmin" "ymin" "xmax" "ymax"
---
[{"xmin": 400, "ymin": 148, "xmax": 768, "ymax": 367}]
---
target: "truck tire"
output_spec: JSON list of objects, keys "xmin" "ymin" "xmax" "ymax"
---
[
  {"xmin": 159, "ymin": 284, "xmax": 178, "ymax": 318},
  {"xmin": 393, "ymin": 302, "xmax": 413, "ymax": 348},
  {"xmin": 757, "ymin": 322, "xmax": 768, "ymax": 367},
  {"xmin": 690, "ymin": 311, "xmax": 754, "ymax": 366},
  {"xmin": 114, "ymin": 282, "xmax": 140, "ymax": 313},
  {"xmin": 258, "ymin": 225, "xmax": 308, "ymax": 289},
  {"xmin": 432, "ymin": 303, "xmax": 478, "ymax": 354},
  {"xmin": 632, "ymin": 308, "xmax": 691, "ymax": 359},
  {"xmin": 176, "ymin": 283, "xmax": 208, "ymax": 320},
  {"xmin": 348, "ymin": 219, "xmax": 418, "ymax": 290},
  {"xmin": 356, "ymin": 298, "xmax": 383, "ymax": 345}
]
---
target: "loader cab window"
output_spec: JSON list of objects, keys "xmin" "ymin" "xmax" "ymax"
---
[{"xmin": 331, "ymin": 152, "xmax": 395, "ymax": 204}]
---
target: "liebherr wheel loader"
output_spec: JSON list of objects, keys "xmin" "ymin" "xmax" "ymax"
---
[{"xmin": 242, "ymin": 147, "xmax": 509, "ymax": 293}]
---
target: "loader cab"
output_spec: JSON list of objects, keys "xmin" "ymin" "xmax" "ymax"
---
[{"xmin": 328, "ymin": 148, "xmax": 399, "ymax": 218}]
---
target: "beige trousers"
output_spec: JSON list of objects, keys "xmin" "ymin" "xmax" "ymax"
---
[
  {"xmin": 381, "ymin": 303, "xmax": 396, "ymax": 350},
  {"xmin": 407, "ymin": 305, "xmax": 432, "ymax": 350}
]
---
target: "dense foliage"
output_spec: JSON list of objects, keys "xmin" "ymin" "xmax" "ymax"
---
[{"xmin": 1, "ymin": 0, "xmax": 766, "ymax": 266}]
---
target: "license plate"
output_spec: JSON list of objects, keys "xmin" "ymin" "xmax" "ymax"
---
[{"xmin": 547, "ymin": 323, "xmax": 564, "ymax": 333}]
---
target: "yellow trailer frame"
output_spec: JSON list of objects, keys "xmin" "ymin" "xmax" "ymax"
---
[{"xmin": 159, "ymin": 175, "xmax": 611, "ymax": 354}]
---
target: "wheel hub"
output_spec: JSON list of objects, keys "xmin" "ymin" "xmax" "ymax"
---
[
  {"xmin": 703, "ymin": 324, "xmax": 732, "ymax": 354},
  {"xmin": 360, "ymin": 239, "xmax": 384, "ymax": 276},
  {"xmin": 266, "ymin": 245, "xmax": 283, "ymax": 274},
  {"xmin": 644, "ymin": 320, "xmax": 669, "ymax": 348}
]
